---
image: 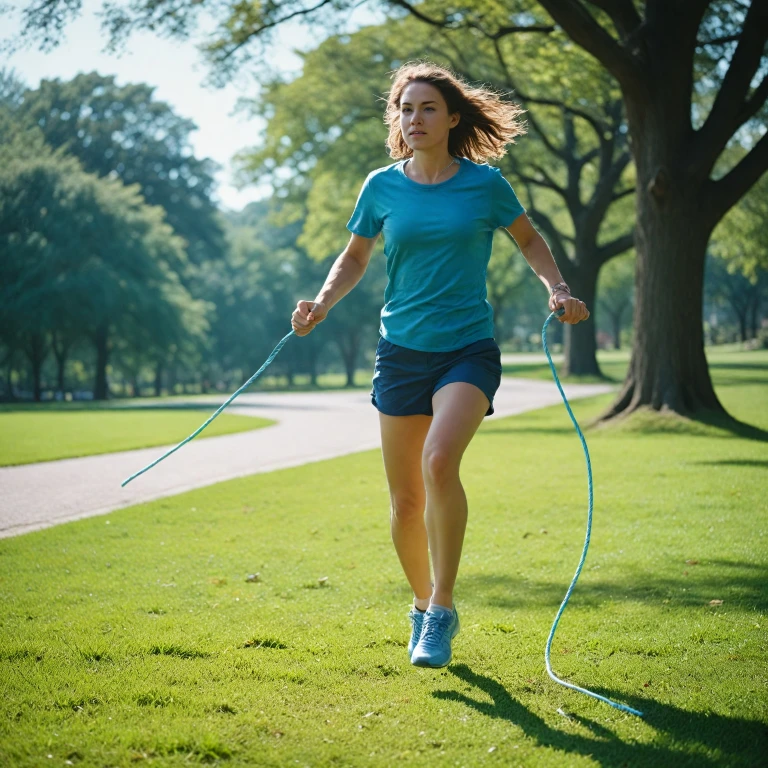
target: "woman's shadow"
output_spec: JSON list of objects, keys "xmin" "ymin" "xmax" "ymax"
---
[{"xmin": 433, "ymin": 664, "xmax": 766, "ymax": 767}]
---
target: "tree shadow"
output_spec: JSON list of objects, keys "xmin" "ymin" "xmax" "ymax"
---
[
  {"xmin": 694, "ymin": 411, "xmax": 768, "ymax": 442},
  {"xmin": 433, "ymin": 663, "xmax": 766, "ymax": 767},
  {"xmin": 460, "ymin": 559, "xmax": 768, "ymax": 612},
  {"xmin": 689, "ymin": 459, "xmax": 768, "ymax": 468}
]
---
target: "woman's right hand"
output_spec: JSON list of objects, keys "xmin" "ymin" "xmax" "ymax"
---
[{"xmin": 291, "ymin": 300, "xmax": 327, "ymax": 336}]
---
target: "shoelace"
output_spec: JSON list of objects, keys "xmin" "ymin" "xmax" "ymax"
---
[{"xmin": 420, "ymin": 613, "xmax": 450, "ymax": 644}]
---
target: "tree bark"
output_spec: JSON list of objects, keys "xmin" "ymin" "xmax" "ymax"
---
[
  {"xmin": 613, "ymin": 313, "xmax": 622, "ymax": 350},
  {"xmin": 26, "ymin": 332, "xmax": 46, "ymax": 402},
  {"xmin": 93, "ymin": 323, "xmax": 110, "ymax": 401},
  {"xmin": 154, "ymin": 361, "xmax": 163, "ymax": 397},
  {"xmin": 749, "ymin": 293, "xmax": 762, "ymax": 340},
  {"xmin": 337, "ymin": 332, "xmax": 361, "ymax": 388},
  {"xmin": 562, "ymin": 268, "xmax": 602, "ymax": 377},
  {"xmin": 603, "ymin": 182, "xmax": 722, "ymax": 417}
]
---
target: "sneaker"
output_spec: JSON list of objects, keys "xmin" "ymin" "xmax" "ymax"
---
[
  {"xmin": 407, "ymin": 608, "xmax": 426, "ymax": 657},
  {"xmin": 410, "ymin": 605, "xmax": 460, "ymax": 668}
]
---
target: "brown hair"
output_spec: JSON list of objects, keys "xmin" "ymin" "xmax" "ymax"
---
[{"xmin": 384, "ymin": 61, "xmax": 526, "ymax": 162}]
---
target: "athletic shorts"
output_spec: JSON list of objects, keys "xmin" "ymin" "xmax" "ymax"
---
[{"xmin": 370, "ymin": 336, "xmax": 502, "ymax": 417}]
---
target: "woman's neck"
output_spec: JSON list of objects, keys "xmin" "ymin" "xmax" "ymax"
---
[{"xmin": 406, "ymin": 149, "xmax": 457, "ymax": 183}]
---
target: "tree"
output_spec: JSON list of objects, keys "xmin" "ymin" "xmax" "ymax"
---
[
  {"xmin": 529, "ymin": 1, "xmax": 768, "ymax": 421},
  {"xmin": 597, "ymin": 251, "xmax": 635, "ymax": 349},
  {"xmin": 14, "ymin": 72, "xmax": 225, "ymax": 269},
  {"xmin": 0, "ymin": 123, "xmax": 203, "ymax": 400}
]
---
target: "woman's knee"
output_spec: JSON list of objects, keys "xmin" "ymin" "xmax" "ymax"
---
[
  {"xmin": 422, "ymin": 446, "xmax": 460, "ymax": 489},
  {"xmin": 389, "ymin": 489, "xmax": 425, "ymax": 526}
]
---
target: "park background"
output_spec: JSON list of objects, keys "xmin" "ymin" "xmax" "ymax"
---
[{"xmin": 1, "ymin": 1, "xmax": 767, "ymax": 766}]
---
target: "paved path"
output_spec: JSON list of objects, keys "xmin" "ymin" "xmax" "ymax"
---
[{"xmin": 0, "ymin": 378, "xmax": 613, "ymax": 538}]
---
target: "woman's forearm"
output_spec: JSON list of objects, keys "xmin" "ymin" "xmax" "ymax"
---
[
  {"xmin": 314, "ymin": 252, "xmax": 368, "ymax": 311},
  {"xmin": 521, "ymin": 234, "xmax": 566, "ymax": 293}
]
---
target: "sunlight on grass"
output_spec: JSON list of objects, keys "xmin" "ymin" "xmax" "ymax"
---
[
  {"xmin": 0, "ymin": 356, "xmax": 766, "ymax": 766},
  {"xmin": 0, "ymin": 410, "xmax": 274, "ymax": 466}
]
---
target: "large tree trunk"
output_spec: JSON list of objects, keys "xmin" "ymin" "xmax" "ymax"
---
[
  {"xmin": 749, "ymin": 294, "xmax": 761, "ymax": 340},
  {"xmin": 562, "ymin": 268, "xmax": 602, "ymax": 377},
  {"xmin": 93, "ymin": 323, "xmax": 110, "ymax": 401},
  {"xmin": 612, "ymin": 312, "xmax": 622, "ymax": 350},
  {"xmin": 154, "ymin": 361, "xmax": 163, "ymax": 397},
  {"xmin": 25, "ymin": 332, "xmax": 47, "ymax": 402},
  {"xmin": 337, "ymin": 332, "xmax": 360, "ymax": 388},
  {"xmin": 604, "ymin": 183, "xmax": 723, "ymax": 418}
]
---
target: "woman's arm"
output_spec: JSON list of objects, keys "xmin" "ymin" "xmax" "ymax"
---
[
  {"xmin": 291, "ymin": 233, "xmax": 380, "ymax": 336},
  {"xmin": 504, "ymin": 214, "xmax": 589, "ymax": 325}
]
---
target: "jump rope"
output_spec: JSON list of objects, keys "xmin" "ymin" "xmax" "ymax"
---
[{"xmin": 122, "ymin": 307, "xmax": 643, "ymax": 718}]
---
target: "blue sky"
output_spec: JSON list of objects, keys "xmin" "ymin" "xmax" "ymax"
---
[{"xmin": 3, "ymin": 0, "xmax": 379, "ymax": 210}]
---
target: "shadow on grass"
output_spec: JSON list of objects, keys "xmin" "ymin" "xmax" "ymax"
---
[
  {"xmin": 690, "ymin": 459, "xmax": 768, "ymax": 468},
  {"xmin": 707, "ymin": 362, "xmax": 768, "ymax": 371},
  {"xmin": 434, "ymin": 664, "xmax": 766, "ymax": 767},
  {"xmin": 461, "ymin": 560, "xmax": 768, "ymax": 612},
  {"xmin": 501, "ymin": 364, "xmax": 621, "ymax": 385}
]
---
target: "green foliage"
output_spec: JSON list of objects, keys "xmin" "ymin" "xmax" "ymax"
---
[
  {"xmin": 0, "ymin": 124, "xmax": 206, "ymax": 398},
  {"xmin": 14, "ymin": 72, "xmax": 225, "ymax": 267},
  {"xmin": 711, "ymin": 172, "xmax": 768, "ymax": 281}
]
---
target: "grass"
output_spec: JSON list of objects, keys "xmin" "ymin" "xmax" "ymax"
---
[
  {"xmin": 0, "ymin": 407, "xmax": 274, "ymax": 467},
  {"xmin": 501, "ymin": 346, "xmax": 768, "ymax": 385},
  {"xmin": 0, "ymin": 355, "xmax": 766, "ymax": 766}
]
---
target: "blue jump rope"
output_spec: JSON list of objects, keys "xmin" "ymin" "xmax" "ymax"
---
[{"xmin": 122, "ymin": 308, "xmax": 642, "ymax": 718}]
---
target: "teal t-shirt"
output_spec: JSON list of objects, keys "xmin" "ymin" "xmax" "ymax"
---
[{"xmin": 346, "ymin": 156, "xmax": 525, "ymax": 352}]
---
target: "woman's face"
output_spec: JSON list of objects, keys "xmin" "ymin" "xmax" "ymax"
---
[{"xmin": 399, "ymin": 81, "xmax": 459, "ymax": 153}]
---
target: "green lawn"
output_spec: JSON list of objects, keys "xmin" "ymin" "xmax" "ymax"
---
[
  {"xmin": 0, "ymin": 406, "xmax": 274, "ymax": 467},
  {"xmin": 0, "ymin": 356, "xmax": 766, "ymax": 766},
  {"xmin": 502, "ymin": 345, "xmax": 768, "ymax": 385}
]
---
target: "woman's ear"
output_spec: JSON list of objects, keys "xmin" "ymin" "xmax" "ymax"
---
[{"xmin": 450, "ymin": 112, "xmax": 460, "ymax": 129}]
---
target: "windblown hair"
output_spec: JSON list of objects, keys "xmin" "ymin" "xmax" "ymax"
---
[{"xmin": 384, "ymin": 61, "xmax": 526, "ymax": 162}]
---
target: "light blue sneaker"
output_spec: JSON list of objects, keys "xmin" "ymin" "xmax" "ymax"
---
[
  {"xmin": 407, "ymin": 608, "xmax": 426, "ymax": 657},
  {"xmin": 410, "ymin": 605, "xmax": 460, "ymax": 668}
]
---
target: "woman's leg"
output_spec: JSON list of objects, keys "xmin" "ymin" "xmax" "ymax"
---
[
  {"xmin": 422, "ymin": 382, "xmax": 489, "ymax": 609},
  {"xmin": 379, "ymin": 412, "xmax": 433, "ymax": 603}
]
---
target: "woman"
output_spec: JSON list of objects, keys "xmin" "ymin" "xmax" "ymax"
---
[{"xmin": 291, "ymin": 61, "xmax": 589, "ymax": 668}]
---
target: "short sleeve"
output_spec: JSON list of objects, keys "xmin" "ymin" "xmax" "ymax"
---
[
  {"xmin": 490, "ymin": 167, "xmax": 525, "ymax": 229},
  {"xmin": 346, "ymin": 174, "xmax": 383, "ymax": 238}
]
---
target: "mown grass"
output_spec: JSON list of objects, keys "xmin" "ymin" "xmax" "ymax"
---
[
  {"xmin": 501, "ymin": 346, "xmax": 768, "ymax": 385},
  {"xmin": 0, "ymin": 408, "xmax": 274, "ymax": 467},
  {"xmin": 0, "ymin": 352, "xmax": 766, "ymax": 766}
]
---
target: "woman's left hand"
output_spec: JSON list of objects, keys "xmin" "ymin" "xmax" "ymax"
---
[{"xmin": 549, "ymin": 291, "xmax": 590, "ymax": 324}]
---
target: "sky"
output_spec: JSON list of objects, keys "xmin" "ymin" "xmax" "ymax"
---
[{"xmin": 2, "ymin": 0, "xmax": 379, "ymax": 211}]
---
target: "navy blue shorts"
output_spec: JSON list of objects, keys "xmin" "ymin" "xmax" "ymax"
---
[{"xmin": 371, "ymin": 337, "xmax": 502, "ymax": 417}]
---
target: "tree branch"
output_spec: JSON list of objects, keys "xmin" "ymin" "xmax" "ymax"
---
[
  {"xmin": 527, "ymin": 209, "xmax": 572, "ymax": 271},
  {"xmin": 491, "ymin": 36, "xmax": 609, "ymax": 142},
  {"xmin": 585, "ymin": 0, "xmax": 642, "ymax": 39},
  {"xmin": 216, "ymin": 0, "xmax": 336, "ymax": 63},
  {"xmin": 513, "ymin": 169, "xmax": 570, "ymax": 202},
  {"xmin": 597, "ymin": 229, "xmax": 634, "ymax": 265},
  {"xmin": 696, "ymin": 33, "xmax": 742, "ymax": 47},
  {"xmin": 694, "ymin": 2, "xmax": 768, "ymax": 175},
  {"xmin": 611, "ymin": 186, "xmax": 635, "ymax": 202},
  {"xmin": 388, "ymin": 0, "xmax": 555, "ymax": 37},
  {"xmin": 738, "ymin": 73, "xmax": 768, "ymax": 127},
  {"xmin": 536, "ymin": 0, "xmax": 645, "ymax": 95},
  {"xmin": 710, "ymin": 130, "xmax": 768, "ymax": 224}
]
